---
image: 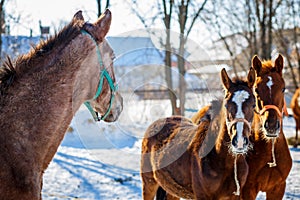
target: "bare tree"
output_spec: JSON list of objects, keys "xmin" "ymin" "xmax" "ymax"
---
[
  {"xmin": 96, "ymin": 0, "xmax": 110, "ymax": 17},
  {"xmin": 129, "ymin": 0, "xmax": 208, "ymax": 115},
  {"xmin": 274, "ymin": 0, "xmax": 300, "ymax": 90},
  {"xmin": 175, "ymin": 0, "xmax": 208, "ymax": 115}
]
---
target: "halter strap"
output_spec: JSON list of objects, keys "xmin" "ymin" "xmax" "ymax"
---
[
  {"xmin": 255, "ymin": 98, "xmax": 289, "ymax": 120},
  {"xmin": 81, "ymin": 30, "xmax": 118, "ymax": 121},
  {"xmin": 258, "ymin": 105, "xmax": 283, "ymax": 118}
]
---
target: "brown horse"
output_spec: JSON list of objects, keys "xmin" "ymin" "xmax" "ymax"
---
[
  {"xmin": 141, "ymin": 68, "xmax": 256, "ymax": 199},
  {"xmin": 290, "ymin": 88, "xmax": 300, "ymax": 147},
  {"xmin": 242, "ymin": 55, "xmax": 292, "ymax": 200},
  {"xmin": 0, "ymin": 10, "xmax": 123, "ymax": 200}
]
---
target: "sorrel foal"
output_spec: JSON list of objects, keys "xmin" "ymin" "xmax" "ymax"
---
[{"xmin": 0, "ymin": 10, "xmax": 122, "ymax": 199}]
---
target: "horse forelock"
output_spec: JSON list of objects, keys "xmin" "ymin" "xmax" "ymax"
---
[
  {"xmin": 259, "ymin": 60, "xmax": 278, "ymax": 76},
  {"xmin": 0, "ymin": 19, "xmax": 83, "ymax": 95},
  {"xmin": 231, "ymin": 78, "xmax": 249, "ymax": 87}
]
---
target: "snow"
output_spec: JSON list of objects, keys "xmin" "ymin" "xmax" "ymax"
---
[{"xmin": 41, "ymin": 105, "xmax": 300, "ymax": 200}]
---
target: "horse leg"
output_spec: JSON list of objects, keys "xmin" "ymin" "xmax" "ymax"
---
[
  {"xmin": 141, "ymin": 171, "xmax": 159, "ymax": 200},
  {"xmin": 266, "ymin": 182, "xmax": 286, "ymax": 200},
  {"xmin": 241, "ymin": 183, "xmax": 259, "ymax": 200}
]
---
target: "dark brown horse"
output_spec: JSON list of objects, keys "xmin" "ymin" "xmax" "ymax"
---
[
  {"xmin": 242, "ymin": 55, "xmax": 292, "ymax": 200},
  {"xmin": 290, "ymin": 88, "xmax": 300, "ymax": 147},
  {"xmin": 0, "ymin": 10, "xmax": 123, "ymax": 199},
  {"xmin": 141, "ymin": 68, "xmax": 256, "ymax": 199}
]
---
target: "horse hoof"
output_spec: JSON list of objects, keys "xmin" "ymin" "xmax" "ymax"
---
[{"xmin": 293, "ymin": 144, "xmax": 298, "ymax": 148}]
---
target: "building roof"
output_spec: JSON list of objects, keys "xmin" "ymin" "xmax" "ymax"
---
[{"xmin": 107, "ymin": 37, "xmax": 165, "ymax": 67}]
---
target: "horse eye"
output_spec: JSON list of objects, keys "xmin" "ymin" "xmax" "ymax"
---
[
  {"xmin": 252, "ymin": 104, "xmax": 256, "ymax": 108},
  {"xmin": 282, "ymin": 88, "xmax": 286, "ymax": 93},
  {"xmin": 255, "ymin": 88, "xmax": 259, "ymax": 94}
]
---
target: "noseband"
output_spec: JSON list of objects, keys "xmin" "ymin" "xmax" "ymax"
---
[
  {"xmin": 227, "ymin": 118, "xmax": 252, "ymax": 135},
  {"xmin": 81, "ymin": 30, "xmax": 118, "ymax": 121},
  {"xmin": 254, "ymin": 99, "xmax": 289, "ymax": 123}
]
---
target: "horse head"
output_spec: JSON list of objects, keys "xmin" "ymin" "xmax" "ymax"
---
[
  {"xmin": 252, "ymin": 54, "xmax": 286, "ymax": 137},
  {"xmin": 74, "ymin": 10, "xmax": 123, "ymax": 122},
  {"xmin": 221, "ymin": 68, "xmax": 256, "ymax": 154}
]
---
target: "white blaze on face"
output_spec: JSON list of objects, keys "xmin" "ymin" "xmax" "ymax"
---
[
  {"xmin": 267, "ymin": 76, "xmax": 273, "ymax": 97},
  {"xmin": 232, "ymin": 90, "xmax": 250, "ymax": 148}
]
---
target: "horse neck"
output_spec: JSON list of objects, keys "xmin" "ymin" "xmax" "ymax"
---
[
  {"xmin": 20, "ymin": 35, "xmax": 100, "ymax": 112},
  {"xmin": 193, "ymin": 105, "xmax": 234, "ymax": 162},
  {"xmin": 0, "ymin": 36, "xmax": 100, "ymax": 163},
  {"xmin": 215, "ymin": 111, "xmax": 232, "ymax": 155},
  {"xmin": 252, "ymin": 112, "xmax": 264, "ymax": 141}
]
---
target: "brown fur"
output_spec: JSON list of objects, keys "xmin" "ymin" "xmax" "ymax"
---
[
  {"xmin": 242, "ymin": 55, "xmax": 292, "ymax": 200},
  {"xmin": 290, "ymin": 88, "xmax": 300, "ymax": 147},
  {"xmin": 190, "ymin": 105, "xmax": 210, "ymax": 124},
  {"xmin": 141, "ymin": 68, "xmax": 256, "ymax": 199},
  {"xmin": 0, "ymin": 9, "xmax": 123, "ymax": 199}
]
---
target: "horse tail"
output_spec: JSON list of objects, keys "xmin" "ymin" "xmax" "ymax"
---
[{"xmin": 156, "ymin": 186, "xmax": 167, "ymax": 200}]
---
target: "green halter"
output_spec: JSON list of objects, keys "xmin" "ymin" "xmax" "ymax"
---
[{"xmin": 81, "ymin": 30, "xmax": 118, "ymax": 121}]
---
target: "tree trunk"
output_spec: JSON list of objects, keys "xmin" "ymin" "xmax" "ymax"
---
[
  {"xmin": 177, "ymin": 33, "xmax": 186, "ymax": 115},
  {"xmin": 162, "ymin": 0, "xmax": 177, "ymax": 115},
  {"xmin": 165, "ymin": 28, "xmax": 177, "ymax": 115},
  {"xmin": 267, "ymin": 0, "xmax": 273, "ymax": 59}
]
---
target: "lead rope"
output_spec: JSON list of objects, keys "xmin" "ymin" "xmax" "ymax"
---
[
  {"xmin": 267, "ymin": 138, "xmax": 277, "ymax": 167},
  {"xmin": 233, "ymin": 154, "xmax": 240, "ymax": 196}
]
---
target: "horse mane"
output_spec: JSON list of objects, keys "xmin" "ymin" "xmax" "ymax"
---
[
  {"xmin": 189, "ymin": 99, "xmax": 223, "ymax": 153},
  {"xmin": 0, "ymin": 18, "xmax": 83, "ymax": 95}
]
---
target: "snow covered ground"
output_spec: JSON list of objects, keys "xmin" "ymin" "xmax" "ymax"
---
[{"xmin": 42, "ymin": 105, "xmax": 300, "ymax": 200}]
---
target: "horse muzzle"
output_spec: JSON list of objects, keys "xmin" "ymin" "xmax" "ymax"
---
[
  {"xmin": 103, "ymin": 94, "xmax": 123, "ymax": 122},
  {"xmin": 264, "ymin": 120, "xmax": 280, "ymax": 138}
]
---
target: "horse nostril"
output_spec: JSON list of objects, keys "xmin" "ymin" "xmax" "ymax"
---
[
  {"xmin": 232, "ymin": 135, "xmax": 237, "ymax": 147},
  {"xmin": 264, "ymin": 121, "xmax": 269, "ymax": 129},
  {"xmin": 276, "ymin": 120, "xmax": 280, "ymax": 130},
  {"xmin": 244, "ymin": 137, "xmax": 249, "ymax": 146}
]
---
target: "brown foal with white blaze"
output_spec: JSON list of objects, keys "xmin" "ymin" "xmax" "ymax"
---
[
  {"xmin": 0, "ymin": 9, "xmax": 122, "ymax": 199},
  {"xmin": 242, "ymin": 55, "xmax": 292, "ymax": 200},
  {"xmin": 141, "ymin": 68, "xmax": 256, "ymax": 199}
]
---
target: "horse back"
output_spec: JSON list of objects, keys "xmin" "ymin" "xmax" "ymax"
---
[{"xmin": 142, "ymin": 116, "xmax": 195, "ymax": 152}]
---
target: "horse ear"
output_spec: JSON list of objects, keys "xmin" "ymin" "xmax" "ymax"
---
[
  {"xmin": 83, "ymin": 9, "xmax": 112, "ymax": 42},
  {"xmin": 275, "ymin": 54, "xmax": 284, "ymax": 75},
  {"xmin": 72, "ymin": 10, "xmax": 85, "ymax": 23},
  {"xmin": 247, "ymin": 67, "xmax": 256, "ymax": 88},
  {"xmin": 94, "ymin": 9, "xmax": 112, "ymax": 41},
  {"xmin": 252, "ymin": 55, "xmax": 262, "ymax": 76},
  {"xmin": 221, "ymin": 68, "xmax": 232, "ymax": 90}
]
